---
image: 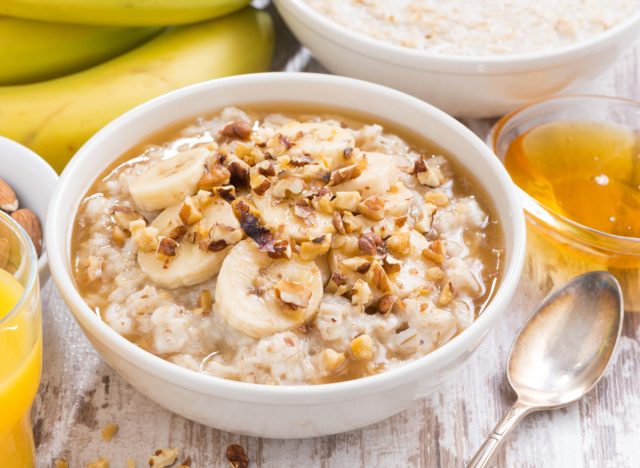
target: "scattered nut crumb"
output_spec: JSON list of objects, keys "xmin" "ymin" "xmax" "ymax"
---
[
  {"xmin": 86, "ymin": 457, "xmax": 109, "ymax": 468},
  {"xmin": 101, "ymin": 423, "xmax": 119, "ymax": 442},
  {"xmin": 148, "ymin": 448, "xmax": 179, "ymax": 467},
  {"xmin": 226, "ymin": 444, "xmax": 249, "ymax": 468},
  {"xmin": 127, "ymin": 459, "xmax": 136, "ymax": 468},
  {"xmin": 54, "ymin": 459, "xmax": 69, "ymax": 468}
]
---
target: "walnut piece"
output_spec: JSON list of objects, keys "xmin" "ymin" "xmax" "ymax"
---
[
  {"xmin": 386, "ymin": 232, "xmax": 411, "ymax": 257},
  {"xmin": 86, "ymin": 458, "xmax": 109, "ymax": 468},
  {"xmin": 156, "ymin": 237, "xmax": 178, "ymax": 258},
  {"xmin": 438, "ymin": 281, "xmax": 455, "ymax": 306},
  {"xmin": 351, "ymin": 279, "xmax": 372, "ymax": 306},
  {"xmin": 377, "ymin": 294, "xmax": 398, "ymax": 314},
  {"xmin": 328, "ymin": 158, "xmax": 367, "ymax": 186},
  {"xmin": 358, "ymin": 196, "xmax": 385, "ymax": 221},
  {"xmin": 221, "ymin": 120, "xmax": 252, "ymax": 140},
  {"xmin": 148, "ymin": 448, "xmax": 179, "ymax": 467},
  {"xmin": 422, "ymin": 240, "xmax": 446, "ymax": 264},
  {"xmin": 299, "ymin": 234, "xmax": 332, "ymax": 260},
  {"xmin": 424, "ymin": 191, "xmax": 449, "ymax": 207},
  {"xmin": 101, "ymin": 423, "xmax": 119, "ymax": 442},
  {"xmin": 226, "ymin": 444, "xmax": 249, "ymax": 468},
  {"xmin": 351, "ymin": 334, "xmax": 374, "ymax": 361},
  {"xmin": 331, "ymin": 191, "xmax": 361, "ymax": 212},
  {"xmin": 130, "ymin": 219, "xmax": 159, "ymax": 252},
  {"xmin": 275, "ymin": 279, "xmax": 311, "ymax": 309},
  {"xmin": 321, "ymin": 348, "xmax": 346, "ymax": 372},
  {"xmin": 179, "ymin": 197, "xmax": 202, "ymax": 225}
]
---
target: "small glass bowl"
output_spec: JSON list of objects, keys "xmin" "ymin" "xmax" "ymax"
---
[{"xmin": 489, "ymin": 95, "xmax": 640, "ymax": 269}]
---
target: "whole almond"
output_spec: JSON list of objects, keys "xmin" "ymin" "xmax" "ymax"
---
[
  {"xmin": 11, "ymin": 209, "xmax": 42, "ymax": 256},
  {"xmin": 0, "ymin": 179, "xmax": 18, "ymax": 212}
]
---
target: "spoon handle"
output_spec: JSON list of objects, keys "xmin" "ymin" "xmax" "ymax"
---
[{"xmin": 466, "ymin": 401, "xmax": 532, "ymax": 468}]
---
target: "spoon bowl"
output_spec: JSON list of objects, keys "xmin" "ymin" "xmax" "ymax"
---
[
  {"xmin": 468, "ymin": 271, "xmax": 623, "ymax": 468},
  {"xmin": 508, "ymin": 271, "xmax": 623, "ymax": 408}
]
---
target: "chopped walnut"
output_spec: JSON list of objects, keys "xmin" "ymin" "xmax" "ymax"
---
[
  {"xmin": 221, "ymin": 120, "xmax": 252, "ymax": 140},
  {"xmin": 331, "ymin": 191, "xmax": 361, "ymax": 212},
  {"xmin": 227, "ymin": 157, "xmax": 251, "ymax": 188},
  {"xmin": 357, "ymin": 231, "xmax": 381, "ymax": 256},
  {"xmin": 386, "ymin": 231, "xmax": 411, "ymax": 257},
  {"xmin": 378, "ymin": 294, "xmax": 398, "ymax": 314},
  {"xmin": 321, "ymin": 348, "xmax": 346, "ymax": 372},
  {"xmin": 85, "ymin": 255, "xmax": 103, "ymax": 282},
  {"xmin": 249, "ymin": 172, "xmax": 271, "ymax": 196},
  {"xmin": 271, "ymin": 177, "xmax": 304, "ymax": 198},
  {"xmin": 226, "ymin": 444, "xmax": 249, "ymax": 468},
  {"xmin": 341, "ymin": 257, "xmax": 371, "ymax": 273},
  {"xmin": 156, "ymin": 237, "xmax": 178, "ymax": 258},
  {"xmin": 194, "ymin": 289, "xmax": 213, "ymax": 316},
  {"xmin": 101, "ymin": 423, "xmax": 119, "ymax": 442},
  {"xmin": 383, "ymin": 254, "xmax": 403, "ymax": 274},
  {"xmin": 267, "ymin": 132, "xmax": 293, "ymax": 157},
  {"xmin": 328, "ymin": 158, "xmax": 367, "ymax": 186},
  {"xmin": 275, "ymin": 279, "xmax": 311, "ymax": 309},
  {"xmin": 367, "ymin": 260, "xmax": 393, "ymax": 293},
  {"xmin": 422, "ymin": 240, "xmax": 446, "ymax": 264},
  {"xmin": 351, "ymin": 279, "xmax": 372, "ymax": 306},
  {"xmin": 208, "ymin": 224, "xmax": 242, "ymax": 251},
  {"xmin": 111, "ymin": 226, "xmax": 128, "ymax": 247},
  {"xmin": 332, "ymin": 211, "xmax": 345, "ymax": 234},
  {"xmin": 426, "ymin": 266, "xmax": 445, "ymax": 281},
  {"xmin": 299, "ymin": 234, "xmax": 332, "ymax": 260},
  {"xmin": 54, "ymin": 459, "xmax": 69, "ymax": 468},
  {"xmin": 424, "ymin": 191, "xmax": 449, "ymax": 207},
  {"xmin": 341, "ymin": 211, "xmax": 363, "ymax": 233},
  {"xmin": 351, "ymin": 334, "xmax": 374, "ymax": 361},
  {"xmin": 438, "ymin": 281, "xmax": 455, "ymax": 306},
  {"xmin": 212, "ymin": 185, "xmax": 236, "ymax": 203},
  {"xmin": 130, "ymin": 219, "xmax": 159, "ymax": 252},
  {"xmin": 358, "ymin": 196, "xmax": 385, "ymax": 221},
  {"xmin": 148, "ymin": 448, "xmax": 179, "ymax": 467},
  {"xmin": 198, "ymin": 164, "xmax": 231, "ymax": 190},
  {"xmin": 256, "ymin": 160, "xmax": 276, "ymax": 177},
  {"xmin": 416, "ymin": 163, "xmax": 444, "ymax": 188},
  {"xmin": 179, "ymin": 197, "xmax": 202, "ymax": 225},
  {"xmin": 112, "ymin": 206, "xmax": 143, "ymax": 231},
  {"xmin": 414, "ymin": 203, "xmax": 437, "ymax": 233},
  {"xmin": 314, "ymin": 192, "xmax": 334, "ymax": 214}
]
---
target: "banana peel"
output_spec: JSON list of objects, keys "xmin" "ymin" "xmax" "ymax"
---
[
  {"xmin": 0, "ymin": 0, "xmax": 251, "ymax": 26},
  {"xmin": 0, "ymin": 8, "xmax": 274, "ymax": 173},
  {"xmin": 0, "ymin": 17, "xmax": 162, "ymax": 85}
]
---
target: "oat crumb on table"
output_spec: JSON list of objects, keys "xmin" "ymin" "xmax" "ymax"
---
[
  {"xmin": 54, "ymin": 459, "xmax": 69, "ymax": 468},
  {"xmin": 101, "ymin": 423, "xmax": 119, "ymax": 442}
]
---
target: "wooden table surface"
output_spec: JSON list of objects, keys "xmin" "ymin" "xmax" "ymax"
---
[{"xmin": 34, "ymin": 5, "xmax": 640, "ymax": 467}]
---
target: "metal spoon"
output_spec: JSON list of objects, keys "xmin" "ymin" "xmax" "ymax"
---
[{"xmin": 467, "ymin": 271, "xmax": 624, "ymax": 468}]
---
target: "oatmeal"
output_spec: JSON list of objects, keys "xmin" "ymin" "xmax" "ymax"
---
[
  {"xmin": 72, "ymin": 106, "xmax": 503, "ymax": 385},
  {"xmin": 305, "ymin": 0, "xmax": 640, "ymax": 55}
]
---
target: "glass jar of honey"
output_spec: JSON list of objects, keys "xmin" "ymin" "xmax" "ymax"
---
[{"xmin": 489, "ymin": 95, "xmax": 640, "ymax": 311}]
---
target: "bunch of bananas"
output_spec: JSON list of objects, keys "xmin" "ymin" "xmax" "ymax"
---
[{"xmin": 0, "ymin": 1, "xmax": 274, "ymax": 172}]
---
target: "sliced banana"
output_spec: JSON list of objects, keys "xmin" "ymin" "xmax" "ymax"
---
[
  {"xmin": 277, "ymin": 122, "xmax": 355, "ymax": 169},
  {"xmin": 138, "ymin": 196, "xmax": 240, "ymax": 288},
  {"xmin": 215, "ymin": 239, "xmax": 323, "ymax": 338},
  {"xmin": 252, "ymin": 192, "xmax": 334, "ymax": 241},
  {"xmin": 331, "ymin": 151, "xmax": 398, "ymax": 197},
  {"xmin": 130, "ymin": 148, "xmax": 209, "ymax": 211},
  {"xmin": 380, "ymin": 182, "xmax": 416, "ymax": 217}
]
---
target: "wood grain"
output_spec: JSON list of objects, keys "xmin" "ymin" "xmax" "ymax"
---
[{"xmin": 33, "ymin": 6, "xmax": 640, "ymax": 467}]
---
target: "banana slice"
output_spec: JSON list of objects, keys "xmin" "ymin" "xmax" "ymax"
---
[
  {"xmin": 215, "ymin": 239, "xmax": 323, "ymax": 338},
  {"xmin": 278, "ymin": 122, "xmax": 355, "ymax": 169},
  {"xmin": 331, "ymin": 151, "xmax": 398, "ymax": 197},
  {"xmin": 130, "ymin": 148, "xmax": 209, "ymax": 211},
  {"xmin": 381, "ymin": 182, "xmax": 415, "ymax": 217},
  {"xmin": 252, "ymin": 192, "xmax": 334, "ymax": 241},
  {"xmin": 138, "ymin": 196, "xmax": 240, "ymax": 288}
]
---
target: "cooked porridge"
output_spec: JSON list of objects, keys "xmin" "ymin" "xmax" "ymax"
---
[
  {"xmin": 72, "ymin": 106, "xmax": 503, "ymax": 385},
  {"xmin": 305, "ymin": 0, "xmax": 640, "ymax": 55}
]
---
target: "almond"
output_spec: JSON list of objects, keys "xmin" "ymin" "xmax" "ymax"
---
[
  {"xmin": 11, "ymin": 209, "xmax": 42, "ymax": 256},
  {"xmin": 0, "ymin": 179, "xmax": 18, "ymax": 212}
]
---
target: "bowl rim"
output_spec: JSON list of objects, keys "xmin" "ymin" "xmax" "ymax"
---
[
  {"xmin": 0, "ymin": 136, "xmax": 58, "ymax": 284},
  {"xmin": 46, "ymin": 72, "xmax": 526, "ymax": 403},
  {"xmin": 488, "ymin": 93, "xmax": 640, "ymax": 251},
  {"xmin": 276, "ymin": 0, "xmax": 640, "ymax": 72}
]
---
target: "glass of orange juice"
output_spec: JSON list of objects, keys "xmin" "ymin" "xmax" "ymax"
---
[{"xmin": 0, "ymin": 210, "xmax": 41, "ymax": 467}]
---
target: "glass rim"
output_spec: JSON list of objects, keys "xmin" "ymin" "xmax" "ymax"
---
[
  {"xmin": 0, "ymin": 210, "xmax": 38, "ymax": 325},
  {"xmin": 488, "ymin": 93, "xmax": 640, "ymax": 248}
]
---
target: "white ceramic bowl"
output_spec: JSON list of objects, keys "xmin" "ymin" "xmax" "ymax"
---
[
  {"xmin": 275, "ymin": 0, "xmax": 640, "ymax": 118},
  {"xmin": 46, "ymin": 73, "xmax": 525, "ymax": 438},
  {"xmin": 0, "ymin": 136, "xmax": 58, "ymax": 285}
]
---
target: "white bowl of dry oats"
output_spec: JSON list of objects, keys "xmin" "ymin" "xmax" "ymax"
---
[
  {"xmin": 46, "ymin": 73, "xmax": 525, "ymax": 437},
  {"xmin": 275, "ymin": 0, "xmax": 640, "ymax": 117}
]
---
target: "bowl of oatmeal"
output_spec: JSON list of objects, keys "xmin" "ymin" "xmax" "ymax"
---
[
  {"xmin": 275, "ymin": 0, "xmax": 640, "ymax": 117},
  {"xmin": 46, "ymin": 73, "xmax": 525, "ymax": 437}
]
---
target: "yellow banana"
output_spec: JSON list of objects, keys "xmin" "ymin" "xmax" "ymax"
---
[
  {"xmin": 0, "ymin": 17, "xmax": 161, "ymax": 85},
  {"xmin": 0, "ymin": 0, "xmax": 251, "ymax": 26},
  {"xmin": 0, "ymin": 8, "xmax": 274, "ymax": 173}
]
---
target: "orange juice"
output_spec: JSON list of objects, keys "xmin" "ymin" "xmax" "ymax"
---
[{"xmin": 0, "ymin": 267, "xmax": 41, "ymax": 467}]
